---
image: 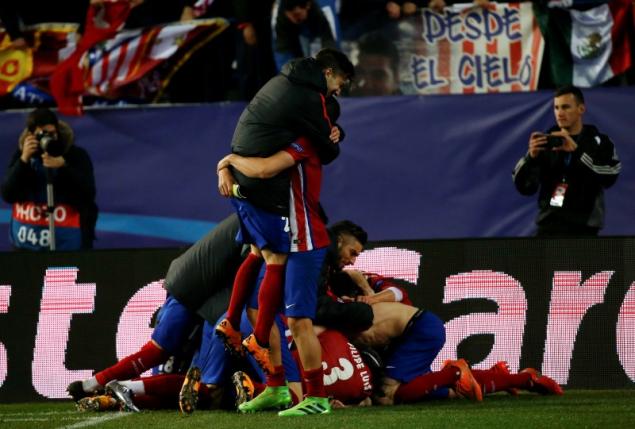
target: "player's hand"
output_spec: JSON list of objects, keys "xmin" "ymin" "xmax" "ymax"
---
[
  {"xmin": 217, "ymin": 154, "xmax": 232, "ymax": 173},
  {"xmin": 346, "ymin": 270, "xmax": 373, "ymax": 295},
  {"xmin": 356, "ymin": 295, "xmax": 374, "ymax": 304},
  {"xmin": 42, "ymin": 154, "xmax": 65, "ymax": 169},
  {"xmin": 20, "ymin": 134, "xmax": 40, "ymax": 163},
  {"xmin": 330, "ymin": 399, "xmax": 348, "ymax": 409},
  {"xmin": 528, "ymin": 132, "xmax": 547, "ymax": 158},
  {"xmin": 329, "ymin": 126, "xmax": 341, "ymax": 143},
  {"xmin": 218, "ymin": 168, "xmax": 235, "ymax": 197},
  {"xmin": 550, "ymin": 130, "xmax": 577, "ymax": 153}
]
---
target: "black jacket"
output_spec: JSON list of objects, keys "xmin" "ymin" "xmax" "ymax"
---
[
  {"xmin": 230, "ymin": 57, "xmax": 341, "ymax": 215},
  {"xmin": 512, "ymin": 124, "xmax": 621, "ymax": 230},
  {"xmin": 163, "ymin": 214, "xmax": 245, "ymax": 324}
]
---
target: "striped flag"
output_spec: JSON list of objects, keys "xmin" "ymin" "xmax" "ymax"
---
[
  {"xmin": 400, "ymin": 2, "xmax": 544, "ymax": 94},
  {"xmin": 49, "ymin": 1, "xmax": 229, "ymax": 115},
  {"xmin": 50, "ymin": 1, "xmax": 132, "ymax": 115},
  {"xmin": 82, "ymin": 18, "xmax": 228, "ymax": 99},
  {"xmin": 535, "ymin": 0, "xmax": 632, "ymax": 87}
]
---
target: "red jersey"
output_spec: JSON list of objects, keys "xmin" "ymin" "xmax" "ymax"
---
[
  {"xmin": 292, "ymin": 329, "xmax": 373, "ymax": 404},
  {"xmin": 366, "ymin": 273, "xmax": 412, "ymax": 305},
  {"xmin": 283, "ymin": 137, "xmax": 329, "ymax": 252}
]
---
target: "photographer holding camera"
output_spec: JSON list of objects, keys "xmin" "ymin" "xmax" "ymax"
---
[
  {"xmin": 1, "ymin": 108, "xmax": 97, "ymax": 250},
  {"xmin": 512, "ymin": 86, "xmax": 621, "ymax": 237}
]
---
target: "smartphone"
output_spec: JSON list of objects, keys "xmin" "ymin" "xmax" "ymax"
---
[{"xmin": 544, "ymin": 135, "xmax": 563, "ymax": 149}]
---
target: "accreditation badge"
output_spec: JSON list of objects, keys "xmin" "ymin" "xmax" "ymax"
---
[{"xmin": 549, "ymin": 183, "xmax": 568, "ymax": 207}]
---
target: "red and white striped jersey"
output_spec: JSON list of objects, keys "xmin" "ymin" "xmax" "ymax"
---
[{"xmin": 283, "ymin": 137, "xmax": 330, "ymax": 253}]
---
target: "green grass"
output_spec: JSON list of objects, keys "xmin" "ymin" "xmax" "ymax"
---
[{"xmin": 1, "ymin": 390, "xmax": 634, "ymax": 429}]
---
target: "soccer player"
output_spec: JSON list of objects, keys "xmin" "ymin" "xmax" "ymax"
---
[
  {"xmin": 67, "ymin": 214, "xmax": 245, "ymax": 401},
  {"xmin": 327, "ymin": 269, "xmax": 413, "ymax": 305},
  {"xmin": 352, "ymin": 301, "xmax": 483, "ymax": 403},
  {"xmin": 216, "ymin": 134, "xmax": 334, "ymax": 415},
  {"xmin": 214, "ymin": 49, "xmax": 354, "ymax": 417}
]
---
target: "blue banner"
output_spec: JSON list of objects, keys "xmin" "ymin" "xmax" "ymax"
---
[{"xmin": 0, "ymin": 87, "xmax": 633, "ymax": 250}]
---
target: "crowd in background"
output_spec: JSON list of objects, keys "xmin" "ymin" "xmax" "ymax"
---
[{"xmin": 0, "ymin": 0, "xmax": 634, "ymax": 109}]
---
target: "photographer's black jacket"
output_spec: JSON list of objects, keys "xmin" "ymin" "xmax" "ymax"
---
[
  {"xmin": 512, "ymin": 124, "xmax": 621, "ymax": 230},
  {"xmin": 1, "ymin": 121, "xmax": 98, "ymax": 249},
  {"xmin": 230, "ymin": 57, "xmax": 342, "ymax": 215}
]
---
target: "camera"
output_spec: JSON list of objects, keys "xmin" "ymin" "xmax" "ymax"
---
[
  {"xmin": 544, "ymin": 135, "xmax": 564, "ymax": 149},
  {"xmin": 35, "ymin": 130, "xmax": 65, "ymax": 157}
]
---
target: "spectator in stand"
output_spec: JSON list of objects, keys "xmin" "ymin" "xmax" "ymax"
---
[
  {"xmin": 272, "ymin": 0, "xmax": 337, "ymax": 71},
  {"xmin": 512, "ymin": 86, "xmax": 621, "ymax": 236},
  {"xmin": 166, "ymin": 0, "xmax": 237, "ymax": 102},
  {"xmin": 231, "ymin": 0, "xmax": 277, "ymax": 100},
  {"xmin": 1, "ymin": 108, "xmax": 97, "ymax": 250},
  {"xmin": 351, "ymin": 31, "xmax": 401, "ymax": 96}
]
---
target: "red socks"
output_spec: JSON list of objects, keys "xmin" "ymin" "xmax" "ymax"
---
[
  {"xmin": 266, "ymin": 365, "xmax": 286, "ymax": 388},
  {"xmin": 141, "ymin": 374, "xmax": 184, "ymax": 396},
  {"xmin": 253, "ymin": 264, "xmax": 285, "ymax": 345},
  {"xmin": 95, "ymin": 341, "xmax": 169, "ymax": 386},
  {"xmin": 226, "ymin": 253, "xmax": 262, "ymax": 327},
  {"xmin": 303, "ymin": 367, "xmax": 326, "ymax": 398},
  {"xmin": 471, "ymin": 370, "xmax": 533, "ymax": 394},
  {"xmin": 394, "ymin": 366, "xmax": 458, "ymax": 403}
]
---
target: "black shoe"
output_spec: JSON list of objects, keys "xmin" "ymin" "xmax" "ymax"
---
[
  {"xmin": 67, "ymin": 381, "xmax": 89, "ymax": 402},
  {"xmin": 105, "ymin": 380, "xmax": 140, "ymax": 412}
]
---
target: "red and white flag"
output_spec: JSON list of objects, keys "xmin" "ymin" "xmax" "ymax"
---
[
  {"xmin": 82, "ymin": 18, "xmax": 228, "ymax": 99},
  {"xmin": 49, "ymin": 0, "xmax": 229, "ymax": 115},
  {"xmin": 50, "ymin": 0, "xmax": 132, "ymax": 115}
]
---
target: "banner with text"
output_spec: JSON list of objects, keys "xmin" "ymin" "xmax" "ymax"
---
[
  {"xmin": 399, "ymin": 2, "xmax": 544, "ymax": 94},
  {"xmin": 0, "ymin": 237, "xmax": 634, "ymax": 402}
]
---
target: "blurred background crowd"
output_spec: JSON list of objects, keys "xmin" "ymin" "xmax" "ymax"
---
[{"xmin": 0, "ymin": 0, "xmax": 633, "ymax": 111}]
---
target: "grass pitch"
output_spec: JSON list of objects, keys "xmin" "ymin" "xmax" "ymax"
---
[{"xmin": 1, "ymin": 390, "xmax": 634, "ymax": 429}]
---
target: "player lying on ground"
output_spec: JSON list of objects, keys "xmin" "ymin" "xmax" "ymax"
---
[{"xmin": 66, "ymin": 215, "xmax": 246, "ymax": 402}]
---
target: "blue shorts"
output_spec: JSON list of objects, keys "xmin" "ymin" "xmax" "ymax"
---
[
  {"xmin": 384, "ymin": 310, "xmax": 446, "ymax": 384},
  {"xmin": 284, "ymin": 248, "xmax": 326, "ymax": 319},
  {"xmin": 247, "ymin": 248, "xmax": 326, "ymax": 319},
  {"xmin": 232, "ymin": 199, "xmax": 290, "ymax": 254},
  {"xmin": 151, "ymin": 295, "xmax": 198, "ymax": 355},
  {"xmin": 193, "ymin": 312, "xmax": 300, "ymax": 385}
]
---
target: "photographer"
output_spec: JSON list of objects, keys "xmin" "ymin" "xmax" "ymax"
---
[
  {"xmin": 512, "ymin": 86, "xmax": 621, "ymax": 237},
  {"xmin": 1, "ymin": 108, "xmax": 97, "ymax": 250}
]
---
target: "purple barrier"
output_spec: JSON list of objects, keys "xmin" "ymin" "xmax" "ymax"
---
[{"xmin": 0, "ymin": 87, "xmax": 633, "ymax": 250}]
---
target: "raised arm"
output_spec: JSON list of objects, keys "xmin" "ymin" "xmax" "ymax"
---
[{"xmin": 217, "ymin": 151, "xmax": 296, "ymax": 179}]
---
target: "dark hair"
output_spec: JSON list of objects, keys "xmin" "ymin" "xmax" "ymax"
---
[
  {"xmin": 358, "ymin": 31, "xmax": 400, "ymax": 73},
  {"xmin": 281, "ymin": 0, "xmax": 311, "ymax": 11},
  {"xmin": 26, "ymin": 108, "xmax": 58, "ymax": 133},
  {"xmin": 328, "ymin": 220, "xmax": 368, "ymax": 246},
  {"xmin": 329, "ymin": 271, "xmax": 361, "ymax": 298},
  {"xmin": 315, "ymin": 48, "xmax": 355, "ymax": 81},
  {"xmin": 555, "ymin": 85, "xmax": 585, "ymax": 105}
]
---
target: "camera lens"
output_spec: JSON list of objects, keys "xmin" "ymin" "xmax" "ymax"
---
[{"xmin": 36, "ymin": 131, "xmax": 65, "ymax": 157}]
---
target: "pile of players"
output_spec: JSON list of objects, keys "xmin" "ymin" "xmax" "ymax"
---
[
  {"xmin": 67, "ymin": 47, "xmax": 562, "ymax": 416},
  {"xmin": 66, "ymin": 217, "xmax": 562, "ymax": 416}
]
